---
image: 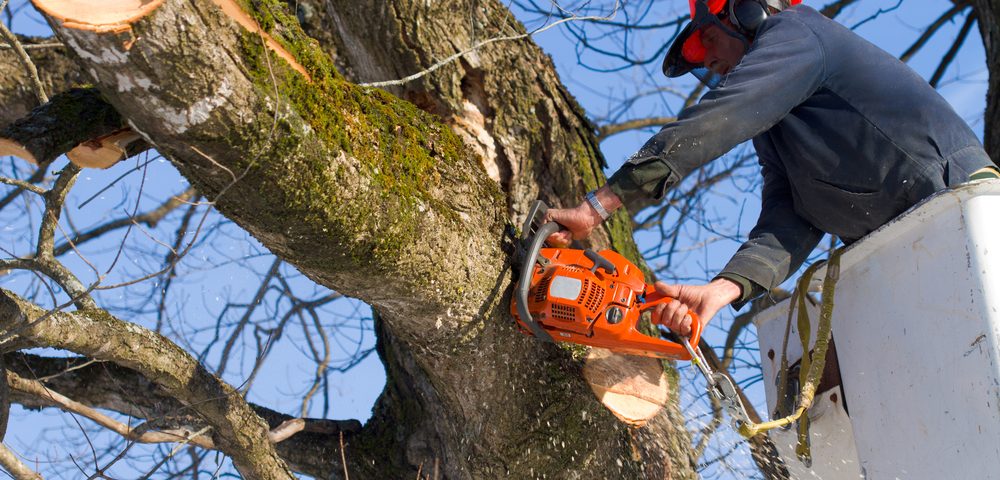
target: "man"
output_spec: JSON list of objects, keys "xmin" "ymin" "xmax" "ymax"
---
[{"xmin": 546, "ymin": 0, "xmax": 997, "ymax": 336}]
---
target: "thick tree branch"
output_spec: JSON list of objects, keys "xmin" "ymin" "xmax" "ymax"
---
[
  {"xmin": 0, "ymin": 290, "xmax": 294, "ymax": 478},
  {"xmin": 0, "ymin": 443, "xmax": 42, "ymax": 480},
  {"xmin": 970, "ymin": 0, "xmax": 1000, "ymax": 161},
  {"xmin": 4, "ymin": 352, "xmax": 369, "ymax": 478},
  {"xmin": 0, "ymin": 88, "xmax": 146, "ymax": 167}
]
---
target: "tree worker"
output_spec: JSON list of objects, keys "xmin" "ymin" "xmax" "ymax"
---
[{"xmin": 545, "ymin": 0, "xmax": 999, "ymax": 336}]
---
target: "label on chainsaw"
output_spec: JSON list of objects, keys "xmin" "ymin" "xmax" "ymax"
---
[{"xmin": 549, "ymin": 276, "xmax": 583, "ymax": 300}]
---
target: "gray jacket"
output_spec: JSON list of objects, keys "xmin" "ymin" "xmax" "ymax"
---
[{"xmin": 606, "ymin": 5, "xmax": 992, "ymax": 303}]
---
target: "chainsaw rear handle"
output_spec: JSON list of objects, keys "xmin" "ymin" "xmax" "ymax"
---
[{"xmin": 638, "ymin": 288, "xmax": 703, "ymax": 347}]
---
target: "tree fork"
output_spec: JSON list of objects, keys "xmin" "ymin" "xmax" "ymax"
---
[{"xmin": 32, "ymin": 0, "xmax": 697, "ymax": 477}]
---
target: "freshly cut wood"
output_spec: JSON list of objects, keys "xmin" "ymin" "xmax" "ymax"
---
[
  {"xmin": 67, "ymin": 128, "xmax": 141, "ymax": 169},
  {"xmin": 1, "ymin": 88, "xmax": 135, "ymax": 166},
  {"xmin": 0, "ymin": 138, "xmax": 37, "ymax": 165},
  {"xmin": 32, "ymin": 0, "xmax": 165, "ymax": 33},
  {"xmin": 584, "ymin": 348, "xmax": 669, "ymax": 426}
]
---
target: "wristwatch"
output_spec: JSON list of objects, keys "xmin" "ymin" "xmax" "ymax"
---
[{"xmin": 586, "ymin": 190, "xmax": 610, "ymax": 220}]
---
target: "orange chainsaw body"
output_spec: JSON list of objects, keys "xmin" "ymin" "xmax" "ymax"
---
[{"xmin": 511, "ymin": 246, "xmax": 701, "ymax": 360}]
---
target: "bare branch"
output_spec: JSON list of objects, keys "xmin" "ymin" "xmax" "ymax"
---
[
  {"xmin": 52, "ymin": 187, "xmax": 197, "ymax": 257},
  {"xmin": 0, "ymin": 290, "xmax": 295, "ymax": 478},
  {"xmin": 900, "ymin": 2, "xmax": 970, "ymax": 63},
  {"xmin": 0, "ymin": 175, "xmax": 45, "ymax": 195},
  {"xmin": 930, "ymin": 9, "xmax": 978, "ymax": 88},
  {"xmin": 597, "ymin": 116, "xmax": 675, "ymax": 141},
  {"xmin": 0, "ymin": 443, "xmax": 43, "ymax": 480},
  {"xmin": 818, "ymin": 0, "xmax": 859, "ymax": 19},
  {"xmin": 7, "ymin": 370, "xmax": 217, "ymax": 449}
]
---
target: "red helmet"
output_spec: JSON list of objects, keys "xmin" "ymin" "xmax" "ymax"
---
[{"xmin": 663, "ymin": 0, "xmax": 802, "ymax": 80}]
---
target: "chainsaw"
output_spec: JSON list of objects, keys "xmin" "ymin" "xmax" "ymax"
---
[
  {"xmin": 510, "ymin": 200, "xmax": 754, "ymax": 431},
  {"xmin": 510, "ymin": 200, "xmax": 703, "ymax": 359}
]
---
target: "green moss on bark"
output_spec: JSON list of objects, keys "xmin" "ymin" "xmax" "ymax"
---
[{"xmin": 216, "ymin": 0, "xmax": 503, "ymax": 286}]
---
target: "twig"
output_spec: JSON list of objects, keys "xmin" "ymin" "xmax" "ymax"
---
[
  {"xmin": 340, "ymin": 431, "xmax": 350, "ymax": 480},
  {"xmin": 0, "ymin": 42, "xmax": 63, "ymax": 50},
  {"xmin": 360, "ymin": 2, "xmax": 621, "ymax": 88},
  {"xmin": 0, "ymin": 176, "xmax": 46, "ymax": 195},
  {"xmin": 899, "ymin": 2, "xmax": 969, "ymax": 63},
  {"xmin": 850, "ymin": 0, "xmax": 903, "ymax": 30},
  {"xmin": 53, "ymin": 187, "xmax": 197, "ymax": 256},
  {"xmin": 597, "ymin": 116, "xmax": 676, "ymax": 141}
]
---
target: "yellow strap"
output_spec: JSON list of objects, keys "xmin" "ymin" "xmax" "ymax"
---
[{"xmin": 736, "ymin": 247, "xmax": 843, "ymax": 453}]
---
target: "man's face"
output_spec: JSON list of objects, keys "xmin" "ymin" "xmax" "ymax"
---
[{"xmin": 699, "ymin": 21, "xmax": 748, "ymax": 75}]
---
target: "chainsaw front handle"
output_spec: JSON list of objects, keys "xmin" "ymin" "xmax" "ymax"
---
[{"xmin": 515, "ymin": 218, "xmax": 560, "ymax": 343}]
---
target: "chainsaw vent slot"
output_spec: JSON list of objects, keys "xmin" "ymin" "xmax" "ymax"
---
[
  {"xmin": 533, "ymin": 276, "xmax": 552, "ymax": 303},
  {"xmin": 582, "ymin": 280, "xmax": 605, "ymax": 312},
  {"xmin": 551, "ymin": 303, "xmax": 577, "ymax": 322}
]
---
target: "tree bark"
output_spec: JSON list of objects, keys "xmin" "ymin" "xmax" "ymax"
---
[
  {"xmin": 971, "ymin": 0, "xmax": 1000, "ymax": 162},
  {"xmin": 0, "ymin": 36, "xmax": 84, "ymax": 126},
  {"xmin": 22, "ymin": 0, "xmax": 697, "ymax": 478}
]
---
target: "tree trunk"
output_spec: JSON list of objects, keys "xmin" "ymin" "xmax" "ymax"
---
[
  {"xmin": 971, "ymin": 0, "xmax": 1000, "ymax": 162},
  {"xmin": 26, "ymin": 0, "xmax": 697, "ymax": 478}
]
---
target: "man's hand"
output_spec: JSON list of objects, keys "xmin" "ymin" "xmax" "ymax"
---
[
  {"xmin": 544, "ymin": 186, "xmax": 623, "ymax": 246},
  {"xmin": 651, "ymin": 278, "xmax": 743, "ymax": 336}
]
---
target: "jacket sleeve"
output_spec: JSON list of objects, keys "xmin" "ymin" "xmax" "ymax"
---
[
  {"xmin": 718, "ymin": 135, "xmax": 823, "ymax": 306},
  {"xmin": 607, "ymin": 13, "xmax": 827, "ymax": 212}
]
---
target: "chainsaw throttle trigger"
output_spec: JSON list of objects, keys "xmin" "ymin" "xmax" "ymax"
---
[{"xmin": 584, "ymin": 249, "xmax": 617, "ymax": 274}]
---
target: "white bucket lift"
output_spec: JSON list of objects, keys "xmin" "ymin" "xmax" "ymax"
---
[{"xmin": 753, "ymin": 180, "xmax": 1000, "ymax": 479}]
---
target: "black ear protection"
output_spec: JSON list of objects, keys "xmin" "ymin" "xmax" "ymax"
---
[{"xmin": 728, "ymin": 0, "xmax": 771, "ymax": 35}]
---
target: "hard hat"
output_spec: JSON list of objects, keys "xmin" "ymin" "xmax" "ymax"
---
[{"xmin": 662, "ymin": 0, "xmax": 801, "ymax": 85}]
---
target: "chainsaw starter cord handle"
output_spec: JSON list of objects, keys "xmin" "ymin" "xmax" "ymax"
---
[{"xmin": 516, "ymin": 221, "xmax": 561, "ymax": 343}]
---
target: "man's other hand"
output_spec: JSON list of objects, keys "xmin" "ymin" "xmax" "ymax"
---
[
  {"xmin": 543, "ymin": 186, "xmax": 623, "ymax": 246},
  {"xmin": 544, "ymin": 203, "xmax": 602, "ymax": 247},
  {"xmin": 650, "ymin": 278, "xmax": 743, "ymax": 336}
]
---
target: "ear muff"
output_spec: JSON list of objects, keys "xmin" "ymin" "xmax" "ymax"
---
[{"xmin": 729, "ymin": 0, "xmax": 769, "ymax": 34}]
